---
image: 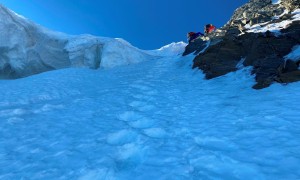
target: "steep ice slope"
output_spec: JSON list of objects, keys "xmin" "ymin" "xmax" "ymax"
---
[
  {"xmin": 0, "ymin": 5, "xmax": 156, "ymax": 78},
  {"xmin": 0, "ymin": 52, "xmax": 300, "ymax": 179}
]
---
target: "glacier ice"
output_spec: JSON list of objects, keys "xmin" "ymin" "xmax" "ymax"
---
[{"xmin": 0, "ymin": 5, "xmax": 182, "ymax": 79}]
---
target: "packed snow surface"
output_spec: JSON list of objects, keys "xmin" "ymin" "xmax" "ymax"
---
[{"xmin": 0, "ymin": 52, "xmax": 300, "ymax": 179}]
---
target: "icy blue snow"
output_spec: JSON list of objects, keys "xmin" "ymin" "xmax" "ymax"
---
[{"xmin": 0, "ymin": 54, "xmax": 300, "ymax": 179}]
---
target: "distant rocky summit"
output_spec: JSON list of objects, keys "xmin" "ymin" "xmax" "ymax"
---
[{"xmin": 184, "ymin": 0, "xmax": 300, "ymax": 89}]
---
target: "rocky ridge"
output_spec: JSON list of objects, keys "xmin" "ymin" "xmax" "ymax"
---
[{"xmin": 184, "ymin": 0, "xmax": 300, "ymax": 89}]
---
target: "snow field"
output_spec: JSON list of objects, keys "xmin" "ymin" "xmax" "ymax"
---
[
  {"xmin": 1, "ymin": 3, "xmax": 300, "ymax": 179},
  {"xmin": 0, "ymin": 52, "xmax": 300, "ymax": 179}
]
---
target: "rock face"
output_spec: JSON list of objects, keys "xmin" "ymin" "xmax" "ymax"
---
[
  {"xmin": 182, "ymin": 38, "xmax": 208, "ymax": 56},
  {"xmin": 185, "ymin": 0, "xmax": 300, "ymax": 89},
  {"xmin": 0, "ymin": 5, "xmax": 153, "ymax": 79}
]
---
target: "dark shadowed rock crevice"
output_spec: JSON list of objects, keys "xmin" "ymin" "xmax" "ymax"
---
[{"xmin": 182, "ymin": 38, "xmax": 208, "ymax": 56}]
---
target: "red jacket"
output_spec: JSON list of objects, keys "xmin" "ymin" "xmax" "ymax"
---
[{"xmin": 205, "ymin": 24, "xmax": 216, "ymax": 34}]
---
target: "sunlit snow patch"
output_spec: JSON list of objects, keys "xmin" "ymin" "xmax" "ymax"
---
[
  {"xmin": 245, "ymin": 9, "xmax": 300, "ymax": 36},
  {"xmin": 146, "ymin": 42, "xmax": 187, "ymax": 57},
  {"xmin": 284, "ymin": 45, "xmax": 300, "ymax": 69},
  {"xmin": 292, "ymin": 9, "xmax": 300, "ymax": 19},
  {"xmin": 246, "ymin": 20, "xmax": 291, "ymax": 35}
]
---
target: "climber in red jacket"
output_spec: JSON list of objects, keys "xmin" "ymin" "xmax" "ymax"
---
[{"xmin": 204, "ymin": 24, "xmax": 216, "ymax": 35}]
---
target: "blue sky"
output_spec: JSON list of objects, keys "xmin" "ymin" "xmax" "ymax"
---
[{"xmin": 0, "ymin": 0, "xmax": 248, "ymax": 49}]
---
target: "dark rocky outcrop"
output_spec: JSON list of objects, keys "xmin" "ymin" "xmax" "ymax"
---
[
  {"xmin": 182, "ymin": 38, "xmax": 207, "ymax": 56},
  {"xmin": 184, "ymin": 0, "xmax": 300, "ymax": 89}
]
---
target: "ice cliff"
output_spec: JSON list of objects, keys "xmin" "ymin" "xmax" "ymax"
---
[{"xmin": 0, "ymin": 5, "xmax": 182, "ymax": 79}]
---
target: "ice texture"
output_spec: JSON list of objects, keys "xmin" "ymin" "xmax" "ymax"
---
[{"xmin": 0, "ymin": 54, "xmax": 299, "ymax": 179}]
